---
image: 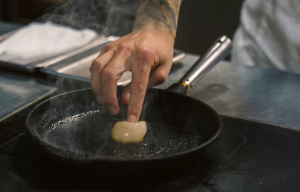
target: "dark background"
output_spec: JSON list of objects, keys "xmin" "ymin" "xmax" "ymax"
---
[{"xmin": 0, "ymin": 0, "xmax": 244, "ymax": 55}]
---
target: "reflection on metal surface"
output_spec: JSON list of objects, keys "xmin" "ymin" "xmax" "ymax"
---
[
  {"xmin": 179, "ymin": 36, "xmax": 232, "ymax": 87},
  {"xmin": 0, "ymin": 71, "xmax": 57, "ymax": 122},
  {"xmin": 157, "ymin": 54, "xmax": 300, "ymax": 131}
]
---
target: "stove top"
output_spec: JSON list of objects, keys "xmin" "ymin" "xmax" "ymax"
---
[{"xmin": 1, "ymin": 108, "xmax": 300, "ymax": 192}]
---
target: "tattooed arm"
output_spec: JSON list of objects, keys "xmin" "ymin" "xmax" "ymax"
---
[
  {"xmin": 90, "ymin": 0, "xmax": 182, "ymax": 122},
  {"xmin": 134, "ymin": 0, "xmax": 182, "ymax": 37}
]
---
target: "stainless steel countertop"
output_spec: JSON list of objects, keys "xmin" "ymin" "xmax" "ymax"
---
[
  {"xmin": 0, "ymin": 71, "xmax": 57, "ymax": 122},
  {"xmin": 157, "ymin": 54, "xmax": 300, "ymax": 131}
]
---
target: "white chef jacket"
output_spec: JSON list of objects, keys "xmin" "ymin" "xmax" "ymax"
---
[{"xmin": 232, "ymin": 0, "xmax": 300, "ymax": 72}]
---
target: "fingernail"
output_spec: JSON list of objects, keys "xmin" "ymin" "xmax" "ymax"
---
[
  {"xmin": 127, "ymin": 115, "xmax": 137, "ymax": 122},
  {"xmin": 96, "ymin": 96, "xmax": 104, "ymax": 105},
  {"xmin": 126, "ymin": 93, "xmax": 130, "ymax": 103},
  {"xmin": 108, "ymin": 106, "xmax": 118, "ymax": 115}
]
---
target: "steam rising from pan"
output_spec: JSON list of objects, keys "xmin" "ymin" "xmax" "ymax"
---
[{"xmin": 38, "ymin": 0, "xmax": 140, "ymax": 36}]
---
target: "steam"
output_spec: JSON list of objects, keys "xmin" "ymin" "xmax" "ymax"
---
[{"xmin": 38, "ymin": 0, "xmax": 140, "ymax": 36}]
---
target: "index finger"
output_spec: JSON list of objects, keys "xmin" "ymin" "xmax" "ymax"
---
[{"xmin": 127, "ymin": 59, "xmax": 151, "ymax": 122}]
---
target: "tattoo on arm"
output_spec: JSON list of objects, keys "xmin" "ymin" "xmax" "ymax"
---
[
  {"xmin": 134, "ymin": 0, "xmax": 182, "ymax": 36},
  {"xmin": 145, "ymin": 0, "xmax": 177, "ymax": 32}
]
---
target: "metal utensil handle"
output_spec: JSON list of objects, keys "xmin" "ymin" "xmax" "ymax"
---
[{"xmin": 179, "ymin": 35, "xmax": 232, "ymax": 88}]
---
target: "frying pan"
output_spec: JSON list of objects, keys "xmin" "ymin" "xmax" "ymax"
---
[{"xmin": 26, "ymin": 36, "xmax": 232, "ymax": 179}]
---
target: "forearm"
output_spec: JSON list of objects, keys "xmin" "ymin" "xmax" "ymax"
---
[{"xmin": 133, "ymin": 0, "xmax": 182, "ymax": 38}]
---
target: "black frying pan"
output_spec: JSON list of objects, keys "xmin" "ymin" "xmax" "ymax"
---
[{"xmin": 26, "ymin": 36, "xmax": 232, "ymax": 179}]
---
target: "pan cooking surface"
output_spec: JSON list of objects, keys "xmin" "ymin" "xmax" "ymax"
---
[
  {"xmin": 27, "ymin": 88, "xmax": 222, "ymax": 162},
  {"xmin": 43, "ymin": 111, "xmax": 203, "ymax": 160}
]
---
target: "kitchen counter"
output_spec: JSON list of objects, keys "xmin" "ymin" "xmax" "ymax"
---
[
  {"xmin": 158, "ymin": 54, "xmax": 300, "ymax": 131},
  {"xmin": 2, "ymin": 53, "xmax": 300, "ymax": 192}
]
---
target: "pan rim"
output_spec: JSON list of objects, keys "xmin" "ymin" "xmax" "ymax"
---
[{"xmin": 26, "ymin": 87, "xmax": 223, "ymax": 162}]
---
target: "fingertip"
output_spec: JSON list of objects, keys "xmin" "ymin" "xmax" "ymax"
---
[
  {"xmin": 108, "ymin": 105, "xmax": 119, "ymax": 115},
  {"xmin": 127, "ymin": 115, "xmax": 137, "ymax": 122}
]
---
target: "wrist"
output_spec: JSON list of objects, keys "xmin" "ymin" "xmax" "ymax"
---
[{"xmin": 133, "ymin": 20, "xmax": 176, "ymax": 40}]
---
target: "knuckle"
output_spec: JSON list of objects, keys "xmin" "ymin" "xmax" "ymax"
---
[
  {"xmin": 139, "ymin": 47, "xmax": 154, "ymax": 57},
  {"xmin": 138, "ymin": 48, "xmax": 155, "ymax": 63},
  {"xmin": 131, "ymin": 82, "xmax": 147, "ymax": 96},
  {"xmin": 134, "ymin": 83, "xmax": 147, "ymax": 92},
  {"xmin": 119, "ymin": 43, "xmax": 134, "ymax": 53},
  {"xmin": 102, "ymin": 68, "xmax": 115, "ymax": 79},
  {"xmin": 103, "ymin": 43, "xmax": 113, "ymax": 51},
  {"xmin": 90, "ymin": 59, "xmax": 103, "ymax": 72}
]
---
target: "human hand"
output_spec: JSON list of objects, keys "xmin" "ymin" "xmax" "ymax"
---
[
  {"xmin": 90, "ymin": 28, "xmax": 174, "ymax": 122},
  {"xmin": 90, "ymin": 0, "xmax": 181, "ymax": 122}
]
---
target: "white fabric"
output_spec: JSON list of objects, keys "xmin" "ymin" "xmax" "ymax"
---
[
  {"xmin": 0, "ymin": 22, "xmax": 97, "ymax": 65},
  {"xmin": 232, "ymin": 0, "xmax": 300, "ymax": 72}
]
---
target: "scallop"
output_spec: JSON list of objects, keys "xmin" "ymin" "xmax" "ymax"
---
[{"xmin": 111, "ymin": 121, "xmax": 147, "ymax": 143}]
